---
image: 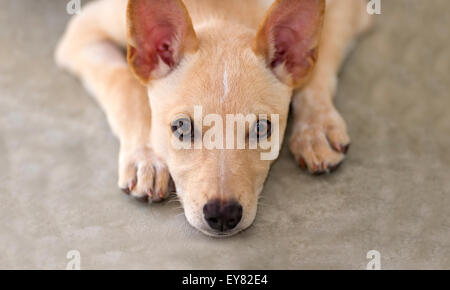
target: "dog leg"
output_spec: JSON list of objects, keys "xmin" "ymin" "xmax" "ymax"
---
[
  {"xmin": 55, "ymin": 0, "xmax": 170, "ymax": 201},
  {"xmin": 289, "ymin": 0, "xmax": 373, "ymax": 174}
]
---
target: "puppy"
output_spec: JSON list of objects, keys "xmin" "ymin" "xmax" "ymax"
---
[{"xmin": 56, "ymin": 0, "xmax": 372, "ymax": 237}]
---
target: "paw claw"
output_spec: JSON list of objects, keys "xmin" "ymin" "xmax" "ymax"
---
[
  {"xmin": 298, "ymin": 157, "xmax": 307, "ymax": 169},
  {"xmin": 341, "ymin": 144, "xmax": 350, "ymax": 154},
  {"xmin": 135, "ymin": 195, "xmax": 149, "ymax": 203},
  {"xmin": 312, "ymin": 163, "xmax": 319, "ymax": 172},
  {"xmin": 128, "ymin": 178, "xmax": 137, "ymax": 191},
  {"xmin": 332, "ymin": 143, "xmax": 341, "ymax": 152},
  {"xmin": 312, "ymin": 162, "xmax": 326, "ymax": 175},
  {"xmin": 331, "ymin": 143, "xmax": 350, "ymax": 154},
  {"xmin": 147, "ymin": 189, "xmax": 153, "ymax": 198},
  {"xmin": 121, "ymin": 179, "xmax": 136, "ymax": 195},
  {"xmin": 310, "ymin": 161, "xmax": 343, "ymax": 176},
  {"xmin": 121, "ymin": 187, "xmax": 131, "ymax": 195}
]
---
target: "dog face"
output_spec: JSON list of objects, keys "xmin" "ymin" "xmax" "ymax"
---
[
  {"xmin": 148, "ymin": 36, "xmax": 292, "ymax": 236},
  {"xmin": 127, "ymin": 0, "xmax": 325, "ymax": 236}
]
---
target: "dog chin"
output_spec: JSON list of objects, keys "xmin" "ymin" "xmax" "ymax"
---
[{"xmin": 196, "ymin": 226, "xmax": 245, "ymax": 238}]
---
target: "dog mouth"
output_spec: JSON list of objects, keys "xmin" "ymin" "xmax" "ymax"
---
[
  {"xmin": 199, "ymin": 227, "xmax": 244, "ymax": 238},
  {"xmin": 197, "ymin": 218, "xmax": 245, "ymax": 238}
]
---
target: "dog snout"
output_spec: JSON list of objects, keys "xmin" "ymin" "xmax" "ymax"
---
[{"xmin": 203, "ymin": 200, "xmax": 243, "ymax": 232}]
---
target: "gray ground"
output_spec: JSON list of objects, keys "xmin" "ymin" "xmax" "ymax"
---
[{"xmin": 0, "ymin": 0, "xmax": 449, "ymax": 270}]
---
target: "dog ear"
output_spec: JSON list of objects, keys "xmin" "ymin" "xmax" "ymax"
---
[
  {"xmin": 127, "ymin": 0, "xmax": 198, "ymax": 84},
  {"xmin": 253, "ymin": 0, "xmax": 325, "ymax": 88}
]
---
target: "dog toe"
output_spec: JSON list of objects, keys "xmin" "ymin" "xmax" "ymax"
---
[
  {"xmin": 153, "ymin": 166, "xmax": 170, "ymax": 202},
  {"xmin": 327, "ymin": 127, "xmax": 351, "ymax": 155},
  {"xmin": 134, "ymin": 162, "xmax": 155, "ymax": 197},
  {"xmin": 118, "ymin": 146, "xmax": 171, "ymax": 203}
]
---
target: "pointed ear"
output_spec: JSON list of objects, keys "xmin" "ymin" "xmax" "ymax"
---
[
  {"xmin": 253, "ymin": 0, "xmax": 325, "ymax": 87},
  {"xmin": 127, "ymin": 0, "xmax": 198, "ymax": 84}
]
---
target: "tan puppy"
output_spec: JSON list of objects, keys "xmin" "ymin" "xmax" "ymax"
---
[{"xmin": 55, "ymin": 0, "xmax": 372, "ymax": 237}]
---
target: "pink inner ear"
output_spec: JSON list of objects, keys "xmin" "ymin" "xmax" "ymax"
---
[
  {"xmin": 129, "ymin": 0, "xmax": 189, "ymax": 80},
  {"xmin": 133, "ymin": 23, "xmax": 178, "ymax": 78},
  {"xmin": 267, "ymin": 0, "xmax": 323, "ymax": 80},
  {"xmin": 271, "ymin": 25, "xmax": 317, "ymax": 79},
  {"xmin": 143, "ymin": 24, "xmax": 176, "ymax": 67}
]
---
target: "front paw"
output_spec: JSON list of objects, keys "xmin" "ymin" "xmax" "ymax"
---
[
  {"xmin": 289, "ymin": 108, "xmax": 351, "ymax": 175},
  {"xmin": 118, "ymin": 146, "xmax": 171, "ymax": 203}
]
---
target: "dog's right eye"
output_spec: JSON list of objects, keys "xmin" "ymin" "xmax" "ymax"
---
[
  {"xmin": 250, "ymin": 119, "xmax": 272, "ymax": 140},
  {"xmin": 171, "ymin": 117, "xmax": 193, "ymax": 141}
]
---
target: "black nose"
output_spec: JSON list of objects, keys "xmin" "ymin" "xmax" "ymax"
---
[{"xmin": 203, "ymin": 200, "xmax": 243, "ymax": 232}]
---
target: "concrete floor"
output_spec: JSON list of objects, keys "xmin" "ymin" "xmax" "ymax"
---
[{"xmin": 0, "ymin": 0, "xmax": 449, "ymax": 269}]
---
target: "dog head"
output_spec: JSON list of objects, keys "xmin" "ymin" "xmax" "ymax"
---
[{"xmin": 127, "ymin": 0, "xmax": 325, "ymax": 237}]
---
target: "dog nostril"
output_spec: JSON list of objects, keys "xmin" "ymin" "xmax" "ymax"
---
[
  {"xmin": 207, "ymin": 217, "xmax": 219, "ymax": 225},
  {"xmin": 203, "ymin": 201, "xmax": 243, "ymax": 232},
  {"xmin": 227, "ymin": 219, "xmax": 237, "ymax": 229}
]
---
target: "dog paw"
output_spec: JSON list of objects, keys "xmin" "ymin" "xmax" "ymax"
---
[
  {"xmin": 118, "ymin": 145, "xmax": 171, "ymax": 203},
  {"xmin": 289, "ymin": 108, "xmax": 350, "ymax": 175}
]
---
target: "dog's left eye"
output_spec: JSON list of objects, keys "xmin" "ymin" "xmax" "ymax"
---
[
  {"xmin": 171, "ymin": 117, "xmax": 193, "ymax": 141},
  {"xmin": 251, "ymin": 119, "xmax": 272, "ymax": 140}
]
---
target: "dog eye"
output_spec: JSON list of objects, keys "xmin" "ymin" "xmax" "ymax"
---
[
  {"xmin": 251, "ymin": 119, "xmax": 272, "ymax": 140},
  {"xmin": 171, "ymin": 117, "xmax": 193, "ymax": 141}
]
